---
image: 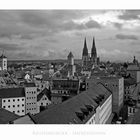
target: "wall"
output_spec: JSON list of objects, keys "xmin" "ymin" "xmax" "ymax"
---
[
  {"xmin": 137, "ymin": 71, "xmax": 140, "ymax": 83},
  {"xmin": 99, "ymin": 94, "xmax": 112, "ymax": 124},
  {"xmin": 1, "ymin": 97, "xmax": 25, "ymax": 116}
]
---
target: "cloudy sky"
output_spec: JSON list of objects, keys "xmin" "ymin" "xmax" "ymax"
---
[{"xmin": 0, "ymin": 10, "xmax": 140, "ymax": 61}]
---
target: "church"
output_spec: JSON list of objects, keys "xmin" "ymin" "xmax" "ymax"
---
[{"xmin": 82, "ymin": 37, "xmax": 99, "ymax": 71}]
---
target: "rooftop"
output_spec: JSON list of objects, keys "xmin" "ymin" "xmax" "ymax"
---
[
  {"xmin": 0, "ymin": 87, "xmax": 25, "ymax": 98},
  {"xmin": 24, "ymin": 82, "xmax": 36, "ymax": 87},
  {"xmin": 127, "ymin": 64, "xmax": 140, "ymax": 71},
  {"xmin": 12, "ymin": 114, "xmax": 36, "ymax": 124},
  {"xmin": 33, "ymin": 83, "xmax": 111, "ymax": 124},
  {"xmin": 0, "ymin": 108, "xmax": 19, "ymax": 124},
  {"xmin": 124, "ymin": 77, "xmax": 136, "ymax": 86}
]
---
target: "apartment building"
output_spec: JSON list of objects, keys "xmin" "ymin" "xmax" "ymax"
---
[{"xmin": 0, "ymin": 88, "xmax": 25, "ymax": 116}]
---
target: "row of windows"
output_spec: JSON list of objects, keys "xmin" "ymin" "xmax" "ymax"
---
[
  {"xmin": 27, "ymin": 97, "xmax": 36, "ymax": 99},
  {"xmin": 3, "ymin": 104, "xmax": 24, "ymax": 108},
  {"xmin": 3, "ymin": 98, "xmax": 24, "ymax": 102},
  {"xmin": 27, "ymin": 102, "xmax": 36, "ymax": 105},
  {"xmin": 41, "ymin": 103, "xmax": 50, "ymax": 106},
  {"xmin": 105, "ymin": 83, "xmax": 118, "ymax": 87},
  {"xmin": 42, "ymin": 97, "xmax": 48, "ymax": 100},
  {"xmin": 13, "ymin": 110, "xmax": 24, "ymax": 113},
  {"xmin": 27, "ymin": 108, "xmax": 36, "ymax": 111},
  {"xmin": 26, "ymin": 91, "xmax": 36, "ymax": 94}
]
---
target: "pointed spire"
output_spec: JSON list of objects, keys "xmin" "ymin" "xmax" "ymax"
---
[
  {"xmin": 82, "ymin": 38, "xmax": 88, "ymax": 56},
  {"xmin": 68, "ymin": 51, "xmax": 74, "ymax": 58},
  {"xmin": 91, "ymin": 37, "xmax": 97, "ymax": 58}
]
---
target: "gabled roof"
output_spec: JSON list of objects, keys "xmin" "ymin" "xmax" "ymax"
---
[
  {"xmin": 0, "ymin": 108, "xmax": 19, "ymax": 124},
  {"xmin": 37, "ymin": 88, "xmax": 51, "ymax": 101},
  {"xmin": 0, "ymin": 88, "xmax": 25, "ymax": 98}
]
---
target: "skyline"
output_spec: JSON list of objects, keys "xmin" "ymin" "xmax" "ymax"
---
[{"xmin": 0, "ymin": 10, "xmax": 140, "ymax": 62}]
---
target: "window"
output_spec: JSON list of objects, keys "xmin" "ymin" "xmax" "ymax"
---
[
  {"xmin": 13, "ymin": 99, "xmax": 15, "ymax": 102},
  {"xmin": 22, "ymin": 110, "xmax": 24, "ymax": 112},
  {"xmin": 22, "ymin": 99, "xmax": 24, "ymax": 101},
  {"xmin": 3, "ymin": 100, "xmax": 6, "ymax": 103},
  {"xmin": 41, "ymin": 103, "xmax": 43, "ymax": 106},
  {"xmin": 17, "ymin": 99, "xmax": 20, "ymax": 101},
  {"xmin": 22, "ymin": 104, "xmax": 24, "ymax": 107},
  {"xmin": 17, "ymin": 110, "xmax": 20, "ymax": 113},
  {"xmin": 13, "ymin": 105, "xmax": 15, "ymax": 107},
  {"xmin": 13, "ymin": 111, "xmax": 15, "ymax": 113},
  {"xmin": 8, "ymin": 105, "xmax": 10, "ymax": 108},
  {"xmin": 3, "ymin": 106, "xmax": 5, "ymax": 108},
  {"xmin": 8, "ymin": 99, "xmax": 10, "ymax": 102},
  {"xmin": 17, "ymin": 105, "xmax": 20, "ymax": 107}
]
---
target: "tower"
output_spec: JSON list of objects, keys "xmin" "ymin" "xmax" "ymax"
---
[
  {"xmin": 67, "ymin": 51, "xmax": 74, "ymax": 65},
  {"xmin": 91, "ymin": 37, "xmax": 97, "ymax": 64},
  {"xmin": 82, "ymin": 38, "xmax": 89, "ymax": 68},
  {"xmin": 0, "ymin": 52, "xmax": 7, "ymax": 71},
  {"xmin": 67, "ymin": 52, "xmax": 76, "ymax": 77}
]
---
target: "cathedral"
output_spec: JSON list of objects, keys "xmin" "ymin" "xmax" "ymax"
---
[{"xmin": 82, "ymin": 37, "xmax": 99, "ymax": 70}]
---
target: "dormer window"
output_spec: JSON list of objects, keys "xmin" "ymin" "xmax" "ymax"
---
[{"xmin": 75, "ymin": 112, "xmax": 85, "ymax": 121}]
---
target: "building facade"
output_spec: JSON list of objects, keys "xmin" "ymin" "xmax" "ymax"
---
[{"xmin": 24, "ymin": 83, "xmax": 39, "ymax": 115}]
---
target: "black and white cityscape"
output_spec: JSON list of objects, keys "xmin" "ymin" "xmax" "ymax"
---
[{"xmin": 1, "ymin": 10, "xmax": 140, "ymax": 124}]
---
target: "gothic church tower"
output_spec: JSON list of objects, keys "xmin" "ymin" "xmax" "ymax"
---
[{"xmin": 82, "ymin": 38, "xmax": 89, "ymax": 68}]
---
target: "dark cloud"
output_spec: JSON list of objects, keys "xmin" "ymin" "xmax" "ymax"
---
[
  {"xmin": 85, "ymin": 20, "xmax": 101, "ymax": 29},
  {"xmin": 113, "ymin": 22, "xmax": 123, "ymax": 29},
  {"xmin": 118, "ymin": 10, "xmax": 140, "ymax": 20},
  {"xmin": 0, "ymin": 33, "xmax": 13, "ymax": 39},
  {"xmin": 0, "ymin": 43, "xmax": 22, "ymax": 51},
  {"xmin": 18, "ymin": 11, "xmax": 102, "ymax": 33},
  {"xmin": 115, "ymin": 34, "xmax": 138, "ymax": 40}
]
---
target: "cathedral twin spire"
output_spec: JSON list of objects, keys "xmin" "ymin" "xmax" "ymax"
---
[{"xmin": 82, "ymin": 37, "xmax": 97, "ymax": 58}]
